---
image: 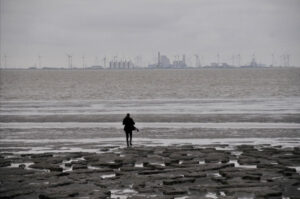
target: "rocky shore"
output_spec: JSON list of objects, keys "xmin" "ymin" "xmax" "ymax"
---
[{"xmin": 1, "ymin": 144, "xmax": 300, "ymax": 199}]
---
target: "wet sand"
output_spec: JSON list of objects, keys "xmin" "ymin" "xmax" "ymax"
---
[{"xmin": 1, "ymin": 143, "xmax": 300, "ymax": 199}]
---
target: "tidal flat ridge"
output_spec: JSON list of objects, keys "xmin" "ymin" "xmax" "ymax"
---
[{"xmin": 1, "ymin": 144, "xmax": 300, "ymax": 199}]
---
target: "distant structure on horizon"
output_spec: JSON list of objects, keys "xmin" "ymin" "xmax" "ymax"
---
[
  {"xmin": 2, "ymin": 52, "xmax": 294, "ymax": 69},
  {"xmin": 148, "ymin": 52, "xmax": 187, "ymax": 68},
  {"xmin": 240, "ymin": 56, "xmax": 267, "ymax": 68},
  {"xmin": 109, "ymin": 58, "xmax": 134, "ymax": 69}
]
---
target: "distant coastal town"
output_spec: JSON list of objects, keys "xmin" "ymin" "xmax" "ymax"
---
[{"xmin": 0, "ymin": 52, "xmax": 293, "ymax": 69}]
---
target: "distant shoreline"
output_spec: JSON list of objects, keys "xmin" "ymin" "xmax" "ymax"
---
[{"xmin": 1, "ymin": 66, "xmax": 299, "ymax": 70}]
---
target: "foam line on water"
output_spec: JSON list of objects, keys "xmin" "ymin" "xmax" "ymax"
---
[
  {"xmin": 1, "ymin": 98, "xmax": 299, "ymax": 115},
  {"xmin": 1, "ymin": 122, "xmax": 300, "ymax": 129},
  {"xmin": 1, "ymin": 137, "xmax": 300, "ymax": 148}
]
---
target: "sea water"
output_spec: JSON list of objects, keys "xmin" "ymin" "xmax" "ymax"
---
[{"xmin": 0, "ymin": 68, "xmax": 299, "ymax": 152}]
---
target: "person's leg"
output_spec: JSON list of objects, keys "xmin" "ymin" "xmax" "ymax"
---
[
  {"xmin": 125, "ymin": 131, "xmax": 129, "ymax": 147},
  {"xmin": 129, "ymin": 131, "xmax": 132, "ymax": 145}
]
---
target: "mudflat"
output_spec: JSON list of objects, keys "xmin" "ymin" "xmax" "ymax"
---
[{"xmin": 1, "ymin": 144, "xmax": 300, "ymax": 199}]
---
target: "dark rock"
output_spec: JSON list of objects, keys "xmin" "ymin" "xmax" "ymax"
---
[
  {"xmin": 70, "ymin": 160, "xmax": 87, "ymax": 165},
  {"xmin": 128, "ymin": 196, "xmax": 173, "ymax": 199},
  {"xmin": 31, "ymin": 153, "xmax": 53, "ymax": 158},
  {"xmin": 39, "ymin": 192, "xmax": 78, "ymax": 199},
  {"xmin": 224, "ymin": 186, "xmax": 282, "ymax": 197},
  {"xmin": 47, "ymin": 157, "xmax": 65, "ymax": 164},
  {"xmin": 65, "ymin": 163, "xmax": 72, "ymax": 167},
  {"xmin": 0, "ymin": 167, "xmax": 35, "ymax": 175},
  {"xmin": 134, "ymin": 187, "xmax": 154, "ymax": 193},
  {"xmin": 164, "ymin": 159, "xmax": 180, "ymax": 166},
  {"xmin": 0, "ymin": 160, "xmax": 11, "ymax": 167},
  {"xmin": 162, "ymin": 188, "xmax": 188, "ymax": 195},
  {"xmin": 184, "ymin": 172, "xmax": 206, "ymax": 178},
  {"xmin": 72, "ymin": 164, "xmax": 87, "ymax": 170},
  {"xmin": 83, "ymin": 154, "xmax": 101, "ymax": 162},
  {"xmin": 50, "ymin": 180, "xmax": 73, "ymax": 187},
  {"xmin": 29, "ymin": 163, "xmax": 62, "ymax": 172},
  {"xmin": 199, "ymin": 163, "xmax": 234, "ymax": 171},
  {"xmin": 0, "ymin": 189, "xmax": 34, "ymax": 198},
  {"xmin": 236, "ymin": 145, "xmax": 256, "ymax": 151},
  {"xmin": 242, "ymin": 175, "xmax": 261, "ymax": 181},
  {"xmin": 120, "ymin": 166, "xmax": 145, "ymax": 172},
  {"xmin": 163, "ymin": 177, "xmax": 195, "ymax": 185},
  {"xmin": 145, "ymin": 163, "xmax": 165, "ymax": 170},
  {"xmin": 138, "ymin": 170, "xmax": 168, "ymax": 175},
  {"xmin": 56, "ymin": 172, "xmax": 70, "ymax": 177},
  {"xmin": 91, "ymin": 162, "xmax": 122, "ymax": 169},
  {"xmin": 100, "ymin": 148, "xmax": 110, "ymax": 152},
  {"xmin": 181, "ymin": 160, "xmax": 199, "ymax": 165},
  {"xmin": 256, "ymin": 189, "xmax": 282, "ymax": 197},
  {"xmin": 169, "ymin": 154, "xmax": 194, "ymax": 161},
  {"xmin": 204, "ymin": 153, "xmax": 229, "ymax": 163},
  {"xmin": 19, "ymin": 164, "xmax": 26, "ymax": 169},
  {"xmin": 238, "ymin": 157, "xmax": 260, "ymax": 165},
  {"xmin": 283, "ymin": 185, "xmax": 300, "ymax": 199}
]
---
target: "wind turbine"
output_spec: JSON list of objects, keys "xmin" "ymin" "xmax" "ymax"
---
[
  {"xmin": 103, "ymin": 56, "xmax": 107, "ymax": 68},
  {"xmin": 95, "ymin": 56, "xmax": 99, "ymax": 66},
  {"xmin": 82, "ymin": 55, "xmax": 85, "ymax": 69},
  {"xmin": 237, "ymin": 54, "xmax": 241, "ymax": 67},
  {"xmin": 38, "ymin": 55, "xmax": 42, "ymax": 68},
  {"xmin": 194, "ymin": 54, "xmax": 201, "ymax": 67},
  {"xmin": 4, "ymin": 54, "xmax": 7, "ymax": 68},
  {"xmin": 66, "ymin": 54, "xmax": 72, "ymax": 69},
  {"xmin": 231, "ymin": 54, "xmax": 235, "ymax": 66}
]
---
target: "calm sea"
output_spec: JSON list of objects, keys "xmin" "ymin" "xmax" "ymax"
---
[{"xmin": 0, "ymin": 68, "xmax": 300, "ymax": 151}]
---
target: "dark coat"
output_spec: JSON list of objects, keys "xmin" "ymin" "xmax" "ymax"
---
[{"xmin": 123, "ymin": 116, "xmax": 135, "ymax": 132}]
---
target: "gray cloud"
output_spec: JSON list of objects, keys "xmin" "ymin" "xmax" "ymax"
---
[{"xmin": 1, "ymin": 0, "xmax": 300, "ymax": 67}]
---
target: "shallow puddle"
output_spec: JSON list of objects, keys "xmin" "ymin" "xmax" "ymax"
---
[
  {"xmin": 220, "ymin": 191, "xmax": 226, "ymax": 196},
  {"xmin": 205, "ymin": 192, "xmax": 218, "ymax": 199},
  {"xmin": 101, "ymin": 173, "xmax": 116, "ymax": 179},
  {"xmin": 289, "ymin": 166, "xmax": 300, "ymax": 173},
  {"xmin": 110, "ymin": 188, "xmax": 137, "ymax": 199},
  {"xmin": 9, "ymin": 162, "xmax": 34, "ymax": 169},
  {"xmin": 231, "ymin": 151, "xmax": 243, "ymax": 156},
  {"xmin": 208, "ymin": 172, "xmax": 222, "ymax": 177},
  {"xmin": 151, "ymin": 162, "xmax": 165, "ymax": 166},
  {"xmin": 229, "ymin": 160, "xmax": 257, "ymax": 169},
  {"xmin": 60, "ymin": 157, "xmax": 86, "ymax": 172},
  {"xmin": 134, "ymin": 163, "xmax": 143, "ymax": 168},
  {"xmin": 235, "ymin": 192, "xmax": 255, "ymax": 199},
  {"xmin": 175, "ymin": 196, "xmax": 189, "ymax": 199},
  {"xmin": 199, "ymin": 160, "xmax": 205, "ymax": 164},
  {"xmin": 87, "ymin": 165, "xmax": 102, "ymax": 170},
  {"xmin": 8, "ymin": 162, "xmax": 50, "ymax": 172}
]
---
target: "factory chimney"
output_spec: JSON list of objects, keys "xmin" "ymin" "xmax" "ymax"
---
[{"xmin": 158, "ymin": 52, "xmax": 161, "ymax": 67}]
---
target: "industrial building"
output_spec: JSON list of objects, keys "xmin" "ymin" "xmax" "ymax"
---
[
  {"xmin": 148, "ymin": 52, "xmax": 187, "ymax": 68},
  {"xmin": 109, "ymin": 59, "xmax": 134, "ymax": 69}
]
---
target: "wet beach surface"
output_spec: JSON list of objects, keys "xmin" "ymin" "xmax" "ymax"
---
[
  {"xmin": 1, "ymin": 69, "xmax": 300, "ymax": 198},
  {"xmin": 1, "ymin": 143, "xmax": 300, "ymax": 199}
]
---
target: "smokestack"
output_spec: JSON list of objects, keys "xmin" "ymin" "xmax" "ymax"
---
[
  {"xmin": 158, "ymin": 52, "xmax": 161, "ymax": 67},
  {"xmin": 182, "ymin": 54, "xmax": 186, "ymax": 65}
]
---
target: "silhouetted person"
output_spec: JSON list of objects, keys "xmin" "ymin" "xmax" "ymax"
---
[{"xmin": 122, "ymin": 113, "xmax": 138, "ymax": 147}]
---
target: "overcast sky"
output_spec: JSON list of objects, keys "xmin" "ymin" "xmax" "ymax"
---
[{"xmin": 1, "ymin": 0, "xmax": 300, "ymax": 68}]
